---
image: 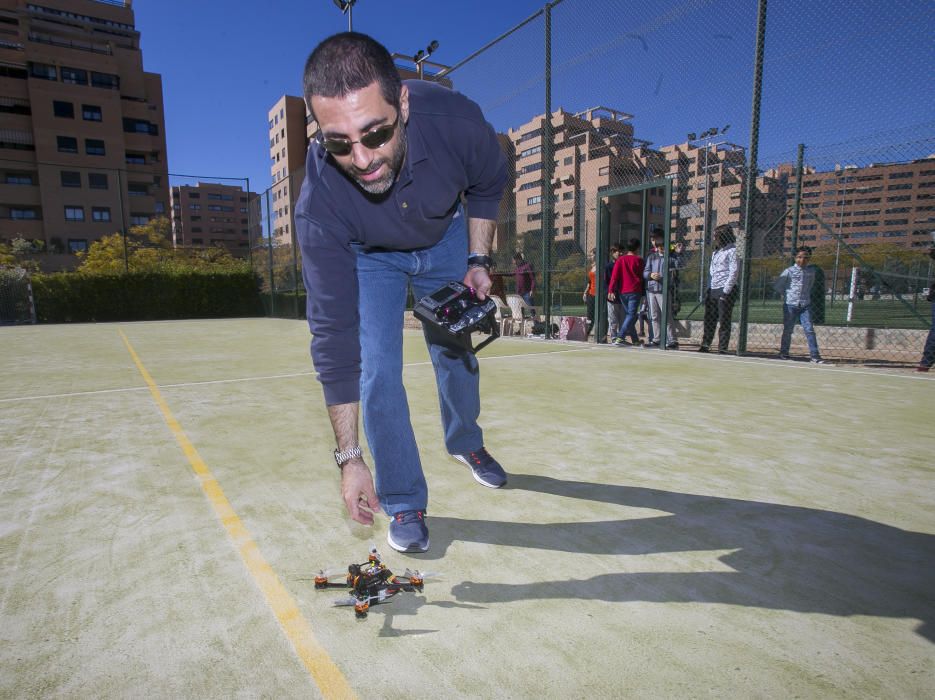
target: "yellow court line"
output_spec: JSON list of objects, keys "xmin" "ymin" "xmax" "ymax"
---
[{"xmin": 119, "ymin": 330, "xmax": 355, "ymax": 700}]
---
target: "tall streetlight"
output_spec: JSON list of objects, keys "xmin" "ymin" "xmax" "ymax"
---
[
  {"xmin": 687, "ymin": 125, "xmax": 732, "ymax": 301},
  {"xmin": 413, "ymin": 40, "xmax": 439, "ymax": 80},
  {"xmin": 332, "ymin": 0, "xmax": 357, "ymax": 31}
]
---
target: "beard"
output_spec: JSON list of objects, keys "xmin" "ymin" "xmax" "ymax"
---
[{"xmin": 342, "ymin": 125, "xmax": 408, "ymax": 195}]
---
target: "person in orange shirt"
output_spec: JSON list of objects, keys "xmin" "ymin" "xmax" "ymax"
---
[{"xmin": 582, "ymin": 248, "xmax": 597, "ymax": 337}]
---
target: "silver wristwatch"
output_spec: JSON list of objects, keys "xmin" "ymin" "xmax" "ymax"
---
[{"xmin": 334, "ymin": 445, "xmax": 362, "ymax": 469}]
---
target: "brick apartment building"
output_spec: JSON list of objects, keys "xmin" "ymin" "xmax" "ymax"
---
[
  {"xmin": 662, "ymin": 138, "xmax": 787, "ymax": 257},
  {"xmin": 169, "ymin": 181, "xmax": 261, "ymax": 258},
  {"xmin": 508, "ymin": 106, "xmax": 668, "ymax": 256},
  {"xmin": 265, "ymin": 55, "xmax": 451, "ymax": 247},
  {"xmin": 769, "ymin": 157, "xmax": 935, "ymax": 251},
  {"xmin": 0, "ymin": 0, "xmax": 168, "ymax": 270}
]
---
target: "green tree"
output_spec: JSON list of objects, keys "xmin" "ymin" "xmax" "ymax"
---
[{"xmin": 77, "ymin": 217, "xmax": 249, "ymax": 275}]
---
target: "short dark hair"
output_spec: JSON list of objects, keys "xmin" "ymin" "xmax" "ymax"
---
[
  {"xmin": 795, "ymin": 245, "xmax": 812, "ymax": 255},
  {"xmin": 714, "ymin": 224, "xmax": 735, "ymax": 247},
  {"xmin": 626, "ymin": 237, "xmax": 641, "ymax": 253},
  {"xmin": 609, "ymin": 244, "xmax": 621, "ymax": 253},
  {"xmin": 303, "ymin": 32, "xmax": 402, "ymax": 118}
]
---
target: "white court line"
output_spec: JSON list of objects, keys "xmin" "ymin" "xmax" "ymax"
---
[
  {"xmin": 4, "ymin": 342, "xmax": 927, "ymax": 404},
  {"xmin": 1, "ymin": 346, "xmax": 597, "ymax": 404}
]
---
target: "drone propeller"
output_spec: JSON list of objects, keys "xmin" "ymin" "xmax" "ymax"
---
[
  {"xmin": 402, "ymin": 568, "xmax": 444, "ymax": 584},
  {"xmin": 332, "ymin": 595, "xmax": 360, "ymax": 607}
]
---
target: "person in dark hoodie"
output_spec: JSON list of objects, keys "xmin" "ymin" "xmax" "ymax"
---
[{"xmin": 295, "ymin": 33, "xmax": 509, "ymax": 554}]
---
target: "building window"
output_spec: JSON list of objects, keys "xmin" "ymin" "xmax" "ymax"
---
[
  {"xmin": 90, "ymin": 71, "xmax": 119, "ymax": 89},
  {"xmin": 64, "ymin": 206, "xmax": 85, "ymax": 221},
  {"xmin": 125, "ymin": 152, "xmax": 146, "ymax": 164},
  {"xmin": 92, "ymin": 207, "xmax": 111, "ymax": 222},
  {"xmin": 88, "ymin": 173, "xmax": 108, "ymax": 189},
  {"xmin": 154, "ymin": 202, "xmax": 164, "ymax": 214},
  {"xmin": 188, "ymin": 192, "xmax": 200, "ymax": 199},
  {"xmin": 189, "ymin": 204, "xmax": 201, "ymax": 210},
  {"xmin": 85, "ymin": 139, "xmax": 105, "ymax": 155},
  {"xmin": 68, "ymin": 239, "xmax": 88, "ymax": 253},
  {"xmin": 29, "ymin": 62, "xmax": 57, "ymax": 80},
  {"xmin": 53, "ymin": 100, "xmax": 74, "ymax": 118},
  {"xmin": 82, "ymin": 104, "xmax": 102, "ymax": 121},
  {"xmin": 57, "ymin": 136, "xmax": 78, "ymax": 153},
  {"xmin": 60, "ymin": 171, "xmax": 81, "ymax": 188},
  {"xmin": 129, "ymin": 215, "xmax": 150, "ymax": 225},
  {"xmin": 10, "ymin": 207, "xmax": 39, "ymax": 220},
  {"xmin": 122, "ymin": 117, "xmax": 157, "ymax": 135},
  {"xmin": 527, "ymin": 195, "xmax": 542, "ymax": 206},
  {"xmin": 128, "ymin": 183, "xmax": 148, "ymax": 197},
  {"xmin": 5, "ymin": 173, "xmax": 34, "ymax": 185},
  {"xmin": 60, "ymin": 66, "xmax": 88, "ymax": 85}
]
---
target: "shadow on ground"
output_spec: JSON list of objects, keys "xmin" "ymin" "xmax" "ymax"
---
[{"xmin": 425, "ymin": 474, "xmax": 935, "ymax": 642}]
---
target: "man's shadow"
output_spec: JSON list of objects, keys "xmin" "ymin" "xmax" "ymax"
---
[{"xmin": 424, "ymin": 474, "xmax": 935, "ymax": 642}]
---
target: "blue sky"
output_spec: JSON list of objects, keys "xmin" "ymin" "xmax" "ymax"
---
[{"xmin": 134, "ymin": 0, "xmax": 934, "ymax": 195}]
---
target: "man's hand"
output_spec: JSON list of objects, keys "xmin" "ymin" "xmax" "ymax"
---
[
  {"xmin": 340, "ymin": 458, "xmax": 379, "ymax": 525},
  {"xmin": 607, "ymin": 291, "xmax": 617, "ymax": 302},
  {"xmin": 464, "ymin": 266, "xmax": 492, "ymax": 300}
]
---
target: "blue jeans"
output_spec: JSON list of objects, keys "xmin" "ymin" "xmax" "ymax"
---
[
  {"xmin": 355, "ymin": 209, "xmax": 482, "ymax": 516},
  {"xmin": 921, "ymin": 303, "xmax": 935, "ymax": 368},
  {"xmin": 780, "ymin": 303, "xmax": 820, "ymax": 359},
  {"xmin": 616, "ymin": 293, "xmax": 640, "ymax": 343}
]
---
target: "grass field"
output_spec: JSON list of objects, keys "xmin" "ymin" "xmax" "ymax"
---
[{"xmin": 1, "ymin": 319, "xmax": 933, "ymax": 698}]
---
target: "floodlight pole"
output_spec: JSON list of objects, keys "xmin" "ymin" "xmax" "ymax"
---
[{"xmin": 333, "ymin": 0, "xmax": 356, "ymax": 31}]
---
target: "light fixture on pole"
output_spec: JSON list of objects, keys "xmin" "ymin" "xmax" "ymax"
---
[
  {"xmin": 332, "ymin": 0, "xmax": 357, "ymax": 31},
  {"xmin": 413, "ymin": 40, "xmax": 439, "ymax": 80}
]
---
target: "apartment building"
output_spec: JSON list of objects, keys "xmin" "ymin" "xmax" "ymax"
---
[
  {"xmin": 0, "ymin": 0, "xmax": 168, "ymax": 270},
  {"xmin": 169, "ymin": 182, "xmax": 260, "ymax": 257},
  {"xmin": 265, "ymin": 54, "xmax": 452, "ymax": 246},
  {"xmin": 266, "ymin": 94, "xmax": 307, "ymax": 247},
  {"xmin": 772, "ymin": 157, "xmax": 935, "ymax": 251},
  {"xmin": 509, "ymin": 106, "xmax": 668, "ymax": 255}
]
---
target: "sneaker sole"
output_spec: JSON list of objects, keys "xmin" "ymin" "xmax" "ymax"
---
[
  {"xmin": 451, "ymin": 454, "xmax": 506, "ymax": 489},
  {"xmin": 386, "ymin": 529, "xmax": 429, "ymax": 554}
]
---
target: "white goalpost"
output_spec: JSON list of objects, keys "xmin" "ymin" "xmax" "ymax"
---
[{"xmin": 0, "ymin": 267, "xmax": 37, "ymax": 325}]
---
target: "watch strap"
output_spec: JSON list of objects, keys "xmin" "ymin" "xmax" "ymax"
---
[
  {"xmin": 334, "ymin": 445, "xmax": 362, "ymax": 468},
  {"xmin": 467, "ymin": 254, "xmax": 493, "ymax": 271}
]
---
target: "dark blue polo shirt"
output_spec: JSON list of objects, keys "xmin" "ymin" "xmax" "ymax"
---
[{"xmin": 295, "ymin": 80, "xmax": 508, "ymax": 405}]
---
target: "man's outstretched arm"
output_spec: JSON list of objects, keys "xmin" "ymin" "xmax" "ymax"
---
[{"xmin": 327, "ymin": 402, "xmax": 378, "ymax": 525}]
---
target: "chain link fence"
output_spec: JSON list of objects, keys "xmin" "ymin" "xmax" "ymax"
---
[{"xmin": 257, "ymin": 0, "xmax": 934, "ymax": 366}]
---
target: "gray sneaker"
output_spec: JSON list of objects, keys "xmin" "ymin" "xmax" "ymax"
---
[
  {"xmin": 810, "ymin": 358, "xmax": 830, "ymax": 365},
  {"xmin": 387, "ymin": 510, "xmax": 429, "ymax": 553},
  {"xmin": 451, "ymin": 448, "xmax": 507, "ymax": 488}
]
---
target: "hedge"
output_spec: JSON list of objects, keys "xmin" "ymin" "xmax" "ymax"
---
[{"xmin": 31, "ymin": 270, "xmax": 264, "ymax": 323}]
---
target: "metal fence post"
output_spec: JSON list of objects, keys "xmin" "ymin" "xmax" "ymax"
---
[
  {"xmin": 737, "ymin": 0, "xmax": 768, "ymax": 355},
  {"xmin": 541, "ymin": 1, "xmax": 554, "ymax": 337},
  {"xmin": 265, "ymin": 188, "xmax": 275, "ymax": 317},
  {"xmin": 789, "ymin": 144, "xmax": 805, "ymax": 261}
]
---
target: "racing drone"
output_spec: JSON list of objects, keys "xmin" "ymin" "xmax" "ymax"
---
[{"xmin": 314, "ymin": 547, "xmax": 437, "ymax": 618}]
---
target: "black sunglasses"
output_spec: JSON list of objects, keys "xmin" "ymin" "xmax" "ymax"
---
[{"xmin": 316, "ymin": 113, "xmax": 399, "ymax": 156}]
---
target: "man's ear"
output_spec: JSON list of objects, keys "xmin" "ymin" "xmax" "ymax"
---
[{"xmin": 399, "ymin": 84, "xmax": 410, "ymax": 124}]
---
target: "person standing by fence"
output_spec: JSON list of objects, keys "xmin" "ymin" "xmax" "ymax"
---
[
  {"xmin": 916, "ymin": 246, "xmax": 935, "ymax": 372},
  {"xmin": 513, "ymin": 251, "xmax": 535, "ymax": 306},
  {"xmin": 774, "ymin": 246, "xmax": 829, "ymax": 364},
  {"xmin": 699, "ymin": 224, "xmax": 738, "ymax": 354},
  {"xmin": 608, "ymin": 237, "xmax": 645, "ymax": 347}
]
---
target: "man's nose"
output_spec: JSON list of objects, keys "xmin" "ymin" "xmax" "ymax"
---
[{"xmin": 350, "ymin": 142, "xmax": 373, "ymax": 169}]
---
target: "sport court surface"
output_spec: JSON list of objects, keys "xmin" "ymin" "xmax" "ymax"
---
[{"xmin": 1, "ymin": 318, "xmax": 933, "ymax": 698}]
